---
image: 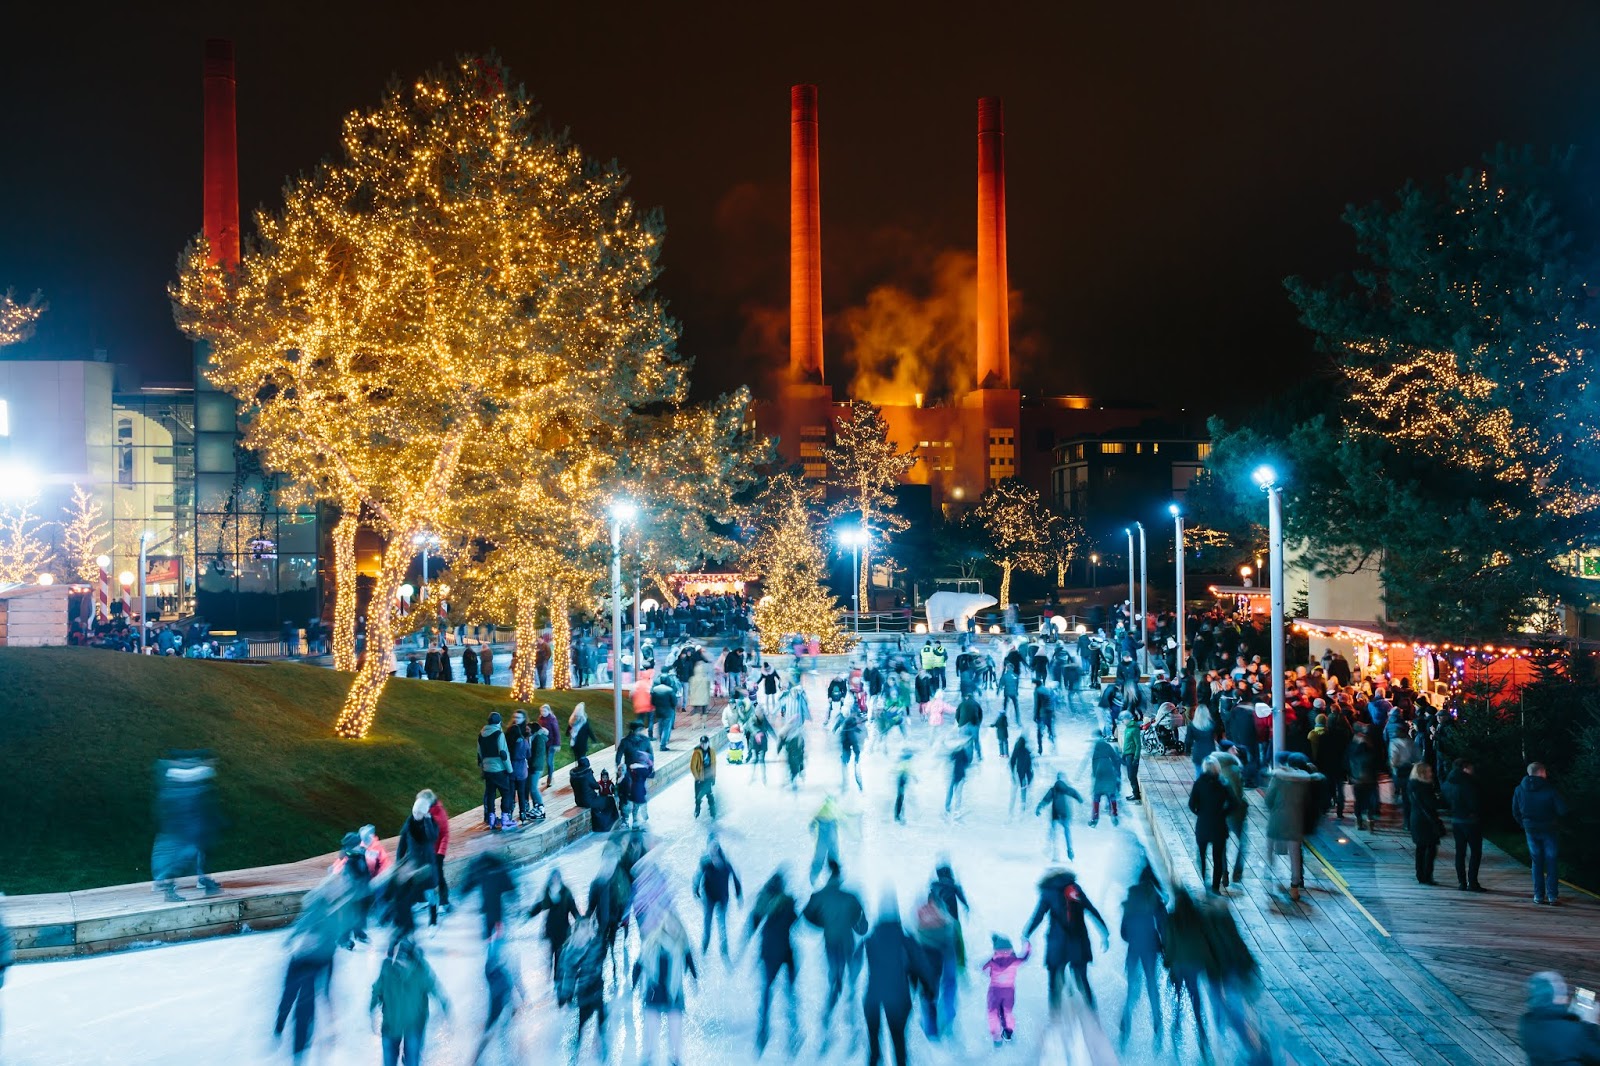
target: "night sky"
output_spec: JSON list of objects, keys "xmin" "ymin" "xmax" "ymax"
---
[{"xmin": 5, "ymin": 1, "xmax": 1600, "ymax": 412}]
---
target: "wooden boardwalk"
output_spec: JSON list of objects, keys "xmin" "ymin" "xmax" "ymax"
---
[{"xmin": 1135, "ymin": 753, "xmax": 1592, "ymax": 1065}]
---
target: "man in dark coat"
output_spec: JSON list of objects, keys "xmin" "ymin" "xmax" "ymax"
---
[
  {"xmin": 1513, "ymin": 762, "xmax": 1569, "ymax": 905},
  {"xmin": 1022, "ymin": 869, "xmax": 1110, "ymax": 1009},
  {"xmin": 863, "ymin": 903, "xmax": 928, "ymax": 1066},
  {"xmin": 692, "ymin": 839, "xmax": 743, "ymax": 957},
  {"xmin": 747, "ymin": 873, "xmax": 801, "ymax": 1054},
  {"xmin": 1225, "ymin": 699, "xmax": 1261, "ymax": 787},
  {"xmin": 1520, "ymin": 970, "xmax": 1600, "ymax": 1064},
  {"xmin": 1319, "ymin": 707, "xmax": 1353, "ymax": 820},
  {"xmin": 802, "ymin": 860, "xmax": 869, "ymax": 1026},
  {"xmin": 1188, "ymin": 760, "xmax": 1235, "ymax": 894},
  {"xmin": 1442, "ymin": 759, "xmax": 1486, "ymax": 891},
  {"xmin": 1118, "ymin": 866, "xmax": 1168, "ymax": 1044}
]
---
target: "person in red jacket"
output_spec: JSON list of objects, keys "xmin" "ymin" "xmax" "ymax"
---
[{"xmin": 425, "ymin": 791, "xmax": 451, "ymax": 912}]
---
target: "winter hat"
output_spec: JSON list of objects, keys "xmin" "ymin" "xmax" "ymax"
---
[
  {"xmin": 341, "ymin": 831, "xmax": 362, "ymax": 851},
  {"xmin": 359, "ymin": 824, "xmax": 377, "ymax": 843},
  {"xmin": 991, "ymin": 933, "xmax": 1013, "ymax": 952},
  {"xmin": 488, "ymin": 711, "xmax": 503, "ymax": 725}
]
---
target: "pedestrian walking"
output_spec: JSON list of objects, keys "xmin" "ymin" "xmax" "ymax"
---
[
  {"xmin": 1442, "ymin": 758, "xmax": 1487, "ymax": 891},
  {"xmin": 478, "ymin": 642, "xmax": 493, "ymax": 685},
  {"xmin": 538, "ymin": 703, "xmax": 561, "ymax": 788},
  {"xmin": 693, "ymin": 839, "xmax": 742, "ymax": 958},
  {"xmin": 1035, "ymin": 772, "xmax": 1083, "ymax": 862},
  {"xmin": 980, "ymin": 934, "xmax": 1031, "ymax": 1047},
  {"xmin": 1265, "ymin": 761, "xmax": 1319, "ymax": 901},
  {"xmin": 1213, "ymin": 747, "xmax": 1248, "ymax": 885},
  {"xmin": 690, "ymin": 734, "xmax": 718, "ymax": 819},
  {"xmin": 151, "ymin": 752, "xmax": 223, "ymax": 902},
  {"xmin": 1023, "ymin": 868, "xmax": 1110, "ymax": 1009},
  {"xmin": 1188, "ymin": 702, "xmax": 1218, "ymax": 778},
  {"xmin": 1348, "ymin": 726, "xmax": 1381, "ymax": 830},
  {"xmin": 1408, "ymin": 761, "xmax": 1445, "ymax": 885},
  {"xmin": 1513, "ymin": 762, "xmax": 1569, "ymax": 905},
  {"xmin": 1189, "ymin": 756, "xmax": 1235, "ymax": 895},
  {"xmin": 369, "ymin": 936, "xmax": 449, "ymax": 1066},
  {"xmin": 463, "ymin": 642, "xmax": 480, "ymax": 683}
]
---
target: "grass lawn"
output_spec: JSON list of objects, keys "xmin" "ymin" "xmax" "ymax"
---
[
  {"xmin": 0, "ymin": 647, "xmax": 614, "ymax": 895},
  {"xmin": 1486, "ymin": 824, "xmax": 1599, "ymax": 898}
]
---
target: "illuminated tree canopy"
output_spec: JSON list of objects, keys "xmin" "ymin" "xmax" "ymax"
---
[
  {"xmin": 965, "ymin": 478, "xmax": 1057, "ymax": 608},
  {"xmin": 746, "ymin": 473, "xmax": 847, "ymax": 653},
  {"xmin": 823, "ymin": 400, "xmax": 918, "ymax": 608},
  {"xmin": 0, "ymin": 289, "xmax": 45, "ymax": 348}
]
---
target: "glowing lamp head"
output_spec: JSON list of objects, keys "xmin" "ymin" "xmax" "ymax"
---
[
  {"xmin": 118, "ymin": 571, "xmax": 135, "ymax": 587},
  {"xmin": 610, "ymin": 500, "xmax": 638, "ymax": 523},
  {"xmin": 96, "ymin": 555, "xmax": 111, "ymax": 570},
  {"xmin": 1252, "ymin": 465, "xmax": 1278, "ymax": 490},
  {"xmin": 840, "ymin": 527, "xmax": 868, "ymax": 547},
  {"xmin": 1169, "ymin": 503, "xmax": 1180, "ymax": 517},
  {"xmin": 398, "ymin": 583, "xmax": 415, "ymax": 600},
  {"xmin": 37, "ymin": 572, "xmax": 54, "ymax": 585},
  {"xmin": 1090, "ymin": 553, "xmax": 1099, "ymax": 564}
]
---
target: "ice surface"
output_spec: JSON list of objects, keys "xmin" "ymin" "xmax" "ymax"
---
[{"xmin": 3, "ymin": 659, "xmax": 1199, "ymax": 1065}]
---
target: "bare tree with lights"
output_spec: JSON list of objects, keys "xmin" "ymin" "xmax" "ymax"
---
[
  {"xmin": 0, "ymin": 498, "xmax": 57, "ymax": 588},
  {"xmin": 966, "ymin": 478, "xmax": 1056, "ymax": 609},
  {"xmin": 59, "ymin": 484, "xmax": 108, "ymax": 583},
  {"xmin": 0, "ymin": 289, "xmax": 45, "ymax": 348},
  {"xmin": 823, "ymin": 400, "xmax": 918, "ymax": 610},
  {"xmin": 175, "ymin": 56, "xmax": 686, "ymax": 737}
]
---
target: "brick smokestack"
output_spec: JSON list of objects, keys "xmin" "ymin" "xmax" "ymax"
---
[
  {"xmin": 203, "ymin": 39, "xmax": 240, "ymax": 269},
  {"xmin": 975, "ymin": 97, "xmax": 1009, "ymax": 390},
  {"xmin": 790, "ymin": 84, "xmax": 824, "ymax": 384}
]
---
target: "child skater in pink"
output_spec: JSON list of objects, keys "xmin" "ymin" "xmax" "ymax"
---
[{"xmin": 981, "ymin": 933, "xmax": 1032, "ymax": 1046}]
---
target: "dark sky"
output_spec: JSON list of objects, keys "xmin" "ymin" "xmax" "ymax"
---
[{"xmin": 5, "ymin": 1, "xmax": 1600, "ymax": 410}]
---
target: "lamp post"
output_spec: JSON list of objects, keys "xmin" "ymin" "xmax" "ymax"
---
[
  {"xmin": 1124, "ymin": 528, "xmax": 1135, "ymax": 634},
  {"xmin": 1171, "ymin": 504, "xmax": 1185, "ymax": 685},
  {"xmin": 1137, "ymin": 522, "xmax": 1149, "ymax": 673},
  {"xmin": 610, "ymin": 500, "xmax": 638, "ymax": 743},
  {"xmin": 1254, "ymin": 465, "xmax": 1286, "ymax": 762},
  {"xmin": 1089, "ymin": 553, "xmax": 1098, "ymax": 588},
  {"xmin": 137, "ymin": 530, "xmax": 153, "ymax": 653},
  {"xmin": 841, "ymin": 526, "xmax": 867, "ymax": 639}
]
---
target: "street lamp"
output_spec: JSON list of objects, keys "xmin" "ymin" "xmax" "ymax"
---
[
  {"xmin": 1253, "ymin": 464, "xmax": 1286, "ymax": 762},
  {"xmin": 1171, "ymin": 504, "xmax": 1185, "ymax": 686},
  {"xmin": 1089, "ymin": 553, "xmax": 1099, "ymax": 588},
  {"xmin": 138, "ymin": 530, "xmax": 153, "ymax": 654},
  {"xmin": 1137, "ymin": 521, "xmax": 1149, "ymax": 673},
  {"xmin": 1239, "ymin": 564, "xmax": 1253, "ymax": 587},
  {"xmin": 1124, "ymin": 527, "xmax": 1135, "ymax": 637},
  {"xmin": 840, "ymin": 526, "xmax": 868, "ymax": 639},
  {"xmin": 610, "ymin": 500, "xmax": 638, "ymax": 743}
]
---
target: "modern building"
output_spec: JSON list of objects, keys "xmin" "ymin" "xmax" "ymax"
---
[
  {"xmin": 753, "ymin": 86, "xmax": 1179, "ymax": 516},
  {"xmin": 1050, "ymin": 425, "xmax": 1210, "ymax": 524}
]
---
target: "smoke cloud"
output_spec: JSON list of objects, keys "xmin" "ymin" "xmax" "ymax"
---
[{"xmin": 839, "ymin": 250, "xmax": 978, "ymax": 405}]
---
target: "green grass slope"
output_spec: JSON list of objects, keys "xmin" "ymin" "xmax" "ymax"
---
[{"xmin": 0, "ymin": 648, "xmax": 613, "ymax": 894}]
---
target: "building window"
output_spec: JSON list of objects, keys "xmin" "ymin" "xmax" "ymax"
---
[
  {"xmin": 803, "ymin": 462, "xmax": 827, "ymax": 479},
  {"xmin": 1101, "ymin": 442, "xmax": 1126, "ymax": 455},
  {"xmin": 1196, "ymin": 442, "xmax": 1212, "ymax": 459}
]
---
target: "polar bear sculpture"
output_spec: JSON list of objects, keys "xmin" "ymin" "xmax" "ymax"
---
[{"xmin": 924, "ymin": 591, "xmax": 998, "ymax": 633}]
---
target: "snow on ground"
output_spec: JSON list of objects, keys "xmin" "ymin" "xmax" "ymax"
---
[{"xmin": 4, "ymin": 654, "xmax": 1192, "ymax": 1065}]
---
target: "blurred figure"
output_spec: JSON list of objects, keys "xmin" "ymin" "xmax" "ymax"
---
[
  {"xmin": 693, "ymin": 838, "xmax": 743, "ymax": 959},
  {"xmin": 461, "ymin": 849, "xmax": 517, "ymax": 941},
  {"xmin": 528, "ymin": 869, "xmax": 580, "ymax": 981},
  {"xmin": 369, "ymin": 935, "xmax": 449, "ymax": 1066},
  {"xmin": 274, "ymin": 875, "xmax": 343, "ymax": 1063},
  {"xmin": 1023, "ymin": 868, "xmax": 1110, "ymax": 1010},
  {"xmin": 390, "ymin": 792, "xmax": 441, "ymax": 937},
  {"xmin": 1009, "ymin": 734, "xmax": 1035, "ymax": 817},
  {"xmin": 809, "ymin": 796, "xmax": 843, "ymax": 884},
  {"xmin": 746, "ymin": 871, "xmax": 801, "ymax": 1055},
  {"xmin": 1117, "ymin": 865, "xmax": 1167, "ymax": 1047},
  {"xmin": 1520, "ymin": 970, "xmax": 1600, "ymax": 1063},
  {"xmin": 151, "ymin": 752, "xmax": 222, "ymax": 902},
  {"xmin": 634, "ymin": 908, "xmax": 697, "ymax": 1065},
  {"xmin": 863, "ymin": 898, "xmax": 926, "ymax": 1066},
  {"xmin": 803, "ymin": 859, "xmax": 868, "ymax": 1033},
  {"xmin": 980, "ymin": 934, "xmax": 1031, "ymax": 1048},
  {"xmin": 470, "ymin": 936, "xmax": 524, "ymax": 1065},
  {"xmin": 556, "ymin": 916, "xmax": 609, "ymax": 1061},
  {"xmin": 1035, "ymin": 772, "xmax": 1083, "ymax": 862},
  {"xmin": 424, "ymin": 792, "xmax": 451, "ymax": 916}
]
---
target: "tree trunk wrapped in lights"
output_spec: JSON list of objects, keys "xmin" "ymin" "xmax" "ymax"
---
[
  {"xmin": 965, "ymin": 478, "xmax": 1057, "ymax": 609},
  {"xmin": 331, "ymin": 505, "xmax": 360, "ymax": 672},
  {"xmin": 510, "ymin": 584, "xmax": 540, "ymax": 702},
  {"xmin": 549, "ymin": 595, "xmax": 572, "ymax": 691},
  {"xmin": 175, "ymin": 55, "xmax": 695, "ymax": 736}
]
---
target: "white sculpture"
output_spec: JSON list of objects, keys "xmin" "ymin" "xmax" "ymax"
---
[{"xmin": 924, "ymin": 591, "xmax": 998, "ymax": 633}]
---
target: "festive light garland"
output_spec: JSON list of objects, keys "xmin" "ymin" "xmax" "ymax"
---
[
  {"xmin": 748, "ymin": 474, "xmax": 848, "ymax": 654},
  {"xmin": 824, "ymin": 401, "xmax": 918, "ymax": 608}
]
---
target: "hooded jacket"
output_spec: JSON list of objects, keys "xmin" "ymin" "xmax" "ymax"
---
[
  {"xmin": 1265, "ymin": 765, "xmax": 1320, "ymax": 843},
  {"xmin": 477, "ymin": 725, "xmax": 511, "ymax": 775},
  {"xmin": 1513, "ymin": 774, "xmax": 1568, "ymax": 834},
  {"xmin": 1023, "ymin": 871, "xmax": 1107, "ymax": 968},
  {"xmin": 1442, "ymin": 766, "xmax": 1482, "ymax": 826}
]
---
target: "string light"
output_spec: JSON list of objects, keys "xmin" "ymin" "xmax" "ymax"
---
[
  {"xmin": 823, "ymin": 401, "xmax": 919, "ymax": 608},
  {"xmin": 965, "ymin": 478, "xmax": 1057, "ymax": 608},
  {"xmin": 747, "ymin": 474, "xmax": 848, "ymax": 653}
]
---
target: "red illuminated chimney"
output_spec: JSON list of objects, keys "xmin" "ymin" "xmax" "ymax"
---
[
  {"xmin": 975, "ymin": 97, "xmax": 1009, "ymax": 390},
  {"xmin": 790, "ymin": 84, "xmax": 824, "ymax": 384},
  {"xmin": 203, "ymin": 39, "xmax": 240, "ymax": 269}
]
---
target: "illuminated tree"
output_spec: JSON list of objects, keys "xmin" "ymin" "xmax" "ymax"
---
[
  {"xmin": 1277, "ymin": 146, "xmax": 1599, "ymax": 634},
  {"xmin": 1050, "ymin": 514, "xmax": 1087, "ymax": 588},
  {"xmin": 175, "ymin": 55, "xmax": 681, "ymax": 736},
  {"xmin": 823, "ymin": 400, "xmax": 917, "ymax": 607},
  {"xmin": 0, "ymin": 289, "xmax": 45, "ymax": 348},
  {"xmin": 966, "ymin": 478, "xmax": 1055, "ymax": 608},
  {"xmin": 0, "ymin": 497, "xmax": 57, "ymax": 587},
  {"xmin": 747, "ymin": 474, "xmax": 847, "ymax": 653},
  {"xmin": 59, "ymin": 485, "xmax": 108, "ymax": 583}
]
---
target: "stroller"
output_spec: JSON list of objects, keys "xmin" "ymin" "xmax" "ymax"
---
[{"xmin": 1140, "ymin": 702, "xmax": 1183, "ymax": 755}]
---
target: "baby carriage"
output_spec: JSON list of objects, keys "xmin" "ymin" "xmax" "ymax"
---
[{"xmin": 1140, "ymin": 702, "xmax": 1182, "ymax": 755}]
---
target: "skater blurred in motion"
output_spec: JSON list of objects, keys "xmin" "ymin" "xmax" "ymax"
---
[
  {"xmin": 1212, "ymin": 746, "xmax": 1248, "ymax": 887},
  {"xmin": 1009, "ymin": 734, "xmax": 1035, "ymax": 817},
  {"xmin": 151, "ymin": 751, "xmax": 223, "ymax": 901},
  {"xmin": 1033, "ymin": 682, "xmax": 1056, "ymax": 753},
  {"xmin": 587, "ymin": 848, "xmax": 632, "ymax": 980},
  {"xmin": 892, "ymin": 748, "xmax": 916, "ymax": 823},
  {"xmin": 913, "ymin": 888, "xmax": 958, "ymax": 1038},
  {"xmin": 980, "ymin": 934, "xmax": 1031, "ymax": 1048},
  {"xmin": 863, "ymin": 897, "xmax": 927, "ymax": 1066},
  {"xmin": 944, "ymin": 729, "xmax": 973, "ymax": 815},
  {"xmin": 955, "ymin": 690, "xmax": 984, "ymax": 762},
  {"xmin": 461, "ymin": 848, "xmax": 518, "ymax": 941},
  {"xmin": 993, "ymin": 697, "xmax": 1011, "ymax": 756},
  {"xmin": 274, "ymin": 874, "xmax": 343, "ymax": 1063},
  {"xmin": 1203, "ymin": 895, "xmax": 1270, "ymax": 1064},
  {"xmin": 928, "ymin": 862, "xmax": 969, "ymax": 969},
  {"xmin": 556, "ymin": 916, "xmax": 609, "ymax": 1061},
  {"xmin": 689, "ymin": 734, "xmax": 718, "ymax": 819},
  {"xmin": 1163, "ymin": 888, "xmax": 1210, "ymax": 1048},
  {"xmin": 1000, "ymin": 661, "xmax": 1021, "ymax": 722},
  {"xmin": 334, "ymin": 831, "xmax": 372, "ymax": 949},
  {"xmin": 1087, "ymin": 732, "xmax": 1122, "ymax": 827},
  {"xmin": 369, "ymin": 935, "xmax": 450, "ymax": 1066},
  {"xmin": 809, "ymin": 795, "xmax": 843, "ymax": 884},
  {"xmin": 1265, "ymin": 759, "xmax": 1320, "ymax": 900},
  {"xmin": 1023, "ymin": 867, "xmax": 1110, "ymax": 1010},
  {"xmin": 1189, "ymin": 756, "xmax": 1236, "ymax": 895},
  {"xmin": 1117, "ymin": 864, "xmax": 1167, "ymax": 1047},
  {"xmin": 633, "ymin": 908, "xmax": 697, "ymax": 1066},
  {"xmin": 746, "ymin": 871, "xmax": 801, "ymax": 1055},
  {"xmin": 528, "ymin": 868, "xmax": 580, "ymax": 981},
  {"xmin": 692, "ymin": 838, "xmax": 742, "ymax": 959},
  {"xmin": 617, "ymin": 720, "xmax": 656, "ymax": 826},
  {"xmin": 827, "ymin": 674, "xmax": 848, "ymax": 722},
  {"xmin": 392, "ymin": 791, "xmax": 442, "ymax": 935},
  {"xmin": 803, "ymin": 859, "xmax": 868, "ymax": 1033},
  {"xmin": 835, "ymin": 704, "xmax": 865, "ymax": 791},
  {"xmin": 470, "ymin": 936, "xmax": 524, "ymax": 1065},
  {"xmin": 1035, "ymin": 772, "xmax": 1083, "ymax": 862}
]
